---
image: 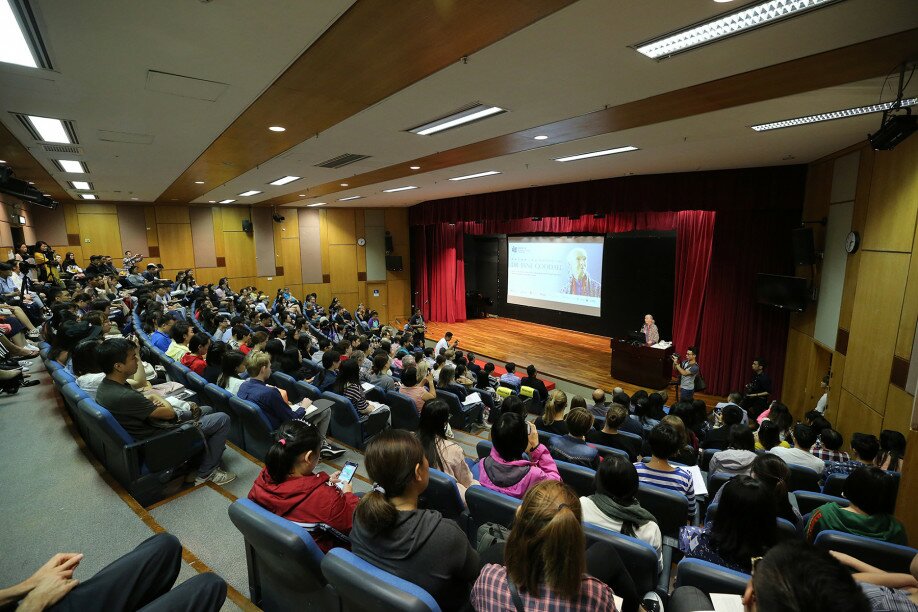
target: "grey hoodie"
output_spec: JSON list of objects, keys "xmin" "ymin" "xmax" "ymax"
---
[
  {"xmin": 350, "ymin": 508, "xmax": 479, "ymax": 611},
  {"xmin": 709, "ymin": 449, "xmax": 757, "ymax": 476}
]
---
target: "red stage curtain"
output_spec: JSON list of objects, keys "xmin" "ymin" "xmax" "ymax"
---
[
  {"xmin": 671, "ymin": 211, "xmax": 715, "ymax": 354},
  {"xmin": 697, "ymin": 210, "xmax": 798, "ymax": 397},
  {"xmin": 426, "ymin": 222, "xmax": 467, "ymax": 323}
]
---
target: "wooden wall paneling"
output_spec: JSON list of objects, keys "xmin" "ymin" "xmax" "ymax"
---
[
  {"xmin": 0, "ymin": 220, "xmax": 12, "ymax": 251},
  {"xmin": 224, "ymin": 231, "xmax": 257, "ymax": 278},
  {"xmin": 74, "ymin": 203, "xmax": 117, "ymax": 215},
  {"xmin": 894, "ymin": 429, "xmax": 918, "ymax": 532},
  {"xmin": 52, "ymin": 245, "xmax": 81, "ymax": 263},
  {"xmin": 117, "ymin": 205, "xmax": 150, "ymax": 257},
  {"xmin": 355, "ymin": 210, "xmax": 367, "ymax": 274},
  {"xmin": 302, "ymin": 282, "xmax": 331, "ymax": 306},
  {"xmin": 62, "ymin": 203, "xmax": 80, "ymax": 235},
  {"xmin": 273, "ymin": 217, "xmax": 285, "ymax": 268},
  {"xmin": 212, "ymin": 207, "xmax": 225, "ymax": 259},
  {"xmin": 189, "ymin": 207, "xmax": 218, "ymax": 268},
  {"xmin": 896, "ymin": 225, "xmax": 918, "ymax": 359},
  {"xmin": 782, "ymin": 328, "xmax": 812, "ymax": 417},
  {"xmin": 843, "ymin": 251, "xmax": 911, "ymax": 412},
  {"xmin": 327, "ymin": 209, "xmax": 356, "ymax": 245},
  {"xmin": 154, "ymin": 205, "xmax": 190, "ymax": 225},
  {"xmin": 366, "ymin": 282, "xmax": 388, "ymax": 326},
  {"xmin": 336, "ymin": 292, "xmax": 359, "ymax": 313},
  {"xmin": 257, "ymin": 275, "xmax": 287, "ymax": 299},
  {"xmin": 358, "ymin": 280, "xmax": 367, "ymax": 308},
  {"xmin": 77, "ymin": 212, "xmax": 122, "ymax": 265},
  {"xmin": 143, "ymin": 207, "xmax": 159, "ymax": 259},
  {"xmin": 884, "ymin": 384, "xmax": 915, "ymax": 437},
  {"xmin": 194, "ymin": 267, "xmax": 226, "ymax": 286},
  {"xmin": 329, "ymin": 244, "xmax": 358, "ymax": 294},
  {"xmin": 862, "ymin": 137, "xmax": 918, "ymax": 253},
  {"xmin": 825, "ymin": 351, "xmax": 845, "ymax": 426},
  {"xmin": 221, "ymin": 207, "xmax": 251, "ymax": 232},
  {"xmin": 836, "ymin": 389, "xmax": 883, "ymax": 444},
  {"xmin": 388, "ymin": 278, "xmax": 408, "ymax": 323},
  {"xmin": 157, "ymin": 224, "xmax": 194, "ymax": 270},
  {"xmin": 838, "ymin": 148, "xmax": 874, "ymax": 331},
  {"xmin": 29, "ymin": 205, "xmax": 68, "ymax": 246},
  {"xmin": 281, "ymin": 237, "xmax": 302, "ymax": 288},
  {"xmin": 320, "ymin": 211, "xmax": 330, "ymax": 280}
]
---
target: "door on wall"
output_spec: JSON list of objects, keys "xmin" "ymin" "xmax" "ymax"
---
[{"xmin": 367, "ymin": 282, "xmax": 388, "ymax": 328}]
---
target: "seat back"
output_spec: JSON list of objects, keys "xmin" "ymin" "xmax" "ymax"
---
[
  {"xmin": 636, "ymin": 484, "xmax": 689, "ymax": 539},
  {"xmin": 477, "ymin": 439, "xmax": 493, "ymax": 460},
  {"xmin": 270, "ymin": 371, "xmax": 304, "ymax": 403},
  {"xmin": 185, "ymin": 371, "xmax": 208, "ymax": 395},
  {"xmin": 164, "ymin": 358, "xmax": 191, "ymax": 386},
  {"xmin": 465, "ymin": 485, "xmax": 521, "ymax": 534},
  {"xmin": 793, "ymin": 491, "xmax": 849, "ymax": 517},
  {"xmin": 787, "ymin": 464, "xmax": 821, "ymax": 492},
  {"xmin": 322, "ymin": 391, "xmax": 364, "ymax": 449},
  {"xmin": 229, "ymin": 395, "xmax": 275, "ymax": 460},
  {"xmin": 51, "ymin": 368, "xmax": 76, "ymax": 387},
  {"xmin": 435, "ymin": 389, "xmax": 474, "ymax": 431},
  {"xmin": 700, "ymin": 448, "xmax": 717, "ymax": 472},
  {"xmin": 418, "ymin": 468, "xmax": 465, "ymax": 522},
  {"xmin": 814, "ymin": 530, "xmax": 917, "ymax": 574},
  {"xmin": 203, "ymin": 383, "xmax": 245, "ymax": 449},
  {"xmin": 227, "ymin": 499, "xmax": 337, "ymax": 612},
  {"xmin": 296, "ymin": 381, "xmax": 322, "ymax": 401},
  {"xmin": 555, "ymin": 460, "xmax": 596, "ymax": 497},
  {"xmin": 707, "ymin": 472, "xmax": 736, "ymax": 501},
  {"xmin": 321, "ymin": 548, "xmax": 441, "ymax": 612},
  {"xmin": 589, "ymin": 442, "xmax": 630, "ymax": 460},
  {"xmin": 583, "ymin": 524, "xmax": 659, "ymax": 596},
  {"xmin": 75, "ymin": 397, "xmax": 136, "ymax": 485},
  {"xmin": 822, "ymin": 471, "xmax": 900, "ymax": 507},
  {"xmin": 674, "ymin": 558, "xmax": 750, "ymax": 595},
  {"xmin": 385, "ymin": 390, "xmax": 420, "ymax": 431}
]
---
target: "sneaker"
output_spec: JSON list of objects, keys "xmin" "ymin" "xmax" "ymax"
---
[
  {"xmin": 641, "ymin": 592, "xmax": 664, "ymax": 612},
  {"xmin": 26, "ymin": 329, "xmax": 41, "ymax": 340},
  {"xmin": 195, "ymin": 467, "xmax": 236, "ymax": 486},
  {"xmin": 320, "ymin": 442, "xmax": 347, "ymax": 459}
]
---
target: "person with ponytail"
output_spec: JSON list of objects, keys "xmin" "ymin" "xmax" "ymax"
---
[
  {"xmin": 472, "ymin": 480, "xmax": 621, "ymax": 611},
  {"xmin": 350, "ymin": 430, "xmax": 479, "ymax": 611},
  {"xmin": 248, "ymin": 421, "xmax": 358, "ymax": 553},
  {"xmin": 417, "ymin": 399, "xmax": 477, "ymax": 500}
]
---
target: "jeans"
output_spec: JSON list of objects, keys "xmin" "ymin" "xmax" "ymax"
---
[
  {"xmin": 197, "ymin": 412, "xmax": 230, "ymax": 477},
  {"xmin": 680, "ymin": 387, "xmax": 694, "ymax": 402}
]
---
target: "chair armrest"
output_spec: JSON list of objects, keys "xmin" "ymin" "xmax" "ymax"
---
[{"xmin": 124, "ymin": 422, "xmax": 204, "ymax": 473}]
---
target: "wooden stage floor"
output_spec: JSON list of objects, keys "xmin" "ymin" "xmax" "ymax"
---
[{"xmin": 426, "ymin": 317, "xmax": 723, "ymax": 406}]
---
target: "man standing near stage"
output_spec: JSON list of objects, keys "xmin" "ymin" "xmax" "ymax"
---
[
  {"xmin": 408, "ymin": 306, "xmax": 426, "ymax": 344},
  {"xmin": 642, "ymin": 314, "xmax": 659, "ymax": 346},
  {"xmin": 672, "ymin": 347, "xmax": 700, "ymax": 401},
  {"xmin": 743, "ymin": 357, "xmax": 772, "ymax": 419}
]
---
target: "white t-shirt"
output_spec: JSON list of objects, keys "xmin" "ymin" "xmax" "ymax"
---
[
  {"xmin": 76, "ymin": 372, "xmax": 106, "ymax": 400},
  {"xmin": 580, "ymin": 496, "xmax": 663, "ymax": 572},
  {"xmin": 435, "ymin": 338, "xmax": 449, "ymax": 355},
  {"xmin": 815, "ymin": 393, "xmax": 828, "ymax": 414},
  {"xmin": 227, "ymin": 376, "xmax": 244, "ymax": 395},
  {"xmin": 768, "ymin": 446, "xmax": 826, "ymax": 474}
]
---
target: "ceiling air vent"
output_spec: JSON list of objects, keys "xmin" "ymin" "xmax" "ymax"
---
[
  {"xmin": 41, "ymin": 144, "xmax": 84, "ymax": 155},
  {"xmin": 314, "ymin": 153, "xmax": 371, "ymax": 169}
]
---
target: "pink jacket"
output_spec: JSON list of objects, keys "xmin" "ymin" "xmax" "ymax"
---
[{"xmin": 478, "ymin": 444, "xmax": 561, "ymax": 499}]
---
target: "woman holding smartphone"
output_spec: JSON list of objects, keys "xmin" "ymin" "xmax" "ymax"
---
[{"xmin": 248, "ymin": 420, "xmax": 359, "ymax": 553}]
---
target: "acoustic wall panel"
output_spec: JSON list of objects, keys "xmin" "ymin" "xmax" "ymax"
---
[
  {"xmin": 252, "ymin": 207, "xmax": 275, "ymax": 277},
  {"xmin": 365, "ymin": 209, "xmax": 386, "ymax": 281},
  {"xmin": 298, "ymin": 209, "xmax": 323, "ymax": 284},
  {"xmin": 189, "ymin": 207, "xmax": 217, "ymax": 268},
  {"xmin": 29, "ymin": 205, "xmax": 68, "ymax": 247},
  {"xmin": 117, "ymin": 205, "xmax": 149, "ymax": 257}
]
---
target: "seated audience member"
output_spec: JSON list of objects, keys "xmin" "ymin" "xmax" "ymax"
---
[
  {"xmin": 228, "ymin": 324, "xmax": 250, "ymax": 351},
  {"xmin": 180, "ymin": 332, "xmax": 209, "ymax": 375},
  {"xmin": 748, "ymin": 453, "xmax": 805, "ymax": 529},
  {"xmin": 634, "ymin": 423, "xmax": 696, "ymax": 520},
  {"xmin": 436, "ymin": 364, "xmax": 467, "ymax": 400},
  {"xmin": 580, "ymin": 454, "xmax": 663, "ymax": 571},
  {"xmin": 877, "ymin": 429, "xmax": 906, "ymax": 472},
  {"xmin": 810, "ymin": 427, "xmax": 850, "ymax": 462},
  {"xmin": 276, "ymin": 347, "xmax": 316, "ymax": 381},
  {"xmin": 310, "ymin": 350, "xmax": 340, "ymax": 392},
  {"xmin": 829, "ymin": 549, "xmax": 918, "ymax": 609},
  {"xmin": 216, "ymin": 349, "xmax": 247, "ymax": 395},
  {"xmin": 248, "ymin": 420, "xmax": 358, "ymax": 552},
  {"xmin": 588, "ymin": 388, "xmax": 608, "ymax": 419},
  {"xmin": 149, "ymin": 313, "xmax": 175, "ymax": 352},
  {"xmin": 548, "ymin": 407, "xmax": 599, "ymax": 469},
  {"xmin": 685, "ymin": 475, "xmax": 778, "ymax": 573},
  {"xmin": 201, "ymin": 340, "xmax": 226, "ymax": 384},
  {"xmin": 755, "ymin": 419, "xmax": 790, "ymax": 451},
  {"xmin": 769, "ymin": 423, "xmax": 825, "ymax": 475},
  {"xmin": 473, "ymin": 481, "xmax": 620, "ymax": 612},
  {"xmin": 476, "ymin": 361, "xmax": 497, "ymax": 390},
  {"xmin": 708, "ymin": 425, "xmax": 758, "ymax": 476},
  {"xmin": 350, "ymin": 430, "xmax": 478, "ymax": 611},
  {"xmin": 587, "ymin": 403, "xmax": 641, "ymax": 461},
  {"xmin": 237, "ymin": 351, "xmax": 341, "ymax": 459},
  {"xmin": 701, "ymin": 404, "xmax": 744, "ymax": 450},
  {"xmin": 757, "ymin": 402, "xmax": 795, "ymax": 445},
  {"xmin": 498, "ymin": 362, "xmax": 520, "ymax": 389},
  {"xmin": 0, "ymin": 533, "xmax": 226, "ymax": 611},
  {"xmin": 668, "ymin": 402, "xmax": 701, "ymax": 449},
  {"xmin": 669, "ymin": 541, "xmax": 871, "ymax": 612},
  {"xmin": 633, "ymin": 397, "xmax": 660, "ymax": 435},
  {"xmin": 643, "ymin": 415, "xmax": 697, "ymax": 466},
  {"xmin": 569, "ymin": 395, "xmax": 588, "ymax": 411},
  {"xmin": 804, "ymin": 410, "xmax": 833, "ymax": 435},
  {"xmin": 806, "ymin": 466, "xmax": 907, "ymax": 545},
  {"xmin": 519, "ymin": 364, "xmax": 548, "ymax": 403},
  {"xmin": 165, "ymin": 321, "xmax": 192, "ymax": 361},
  {"xmin": 397, "ymin": 365, "xmax": 436, "ymax": 414},
  {"xmin": 417, "ymin": 399, "xmax": 476, "ymax": 500},
  {"xmin": 333, "ymin": 358, "xmax": 390, "ymax": 422},
  {"xmin": 480, "ymin": 412, "xmax": 560, "ymax": 499},
  {"xmin": 95, "ymin": 337, "xmax": 235, "ymax": 485},
  {"xmin": 534, "ymin": 390, "xmax": 569, "ymax": 435},
  {"xmin": 824, "ymin": 432, "xmax": 880, "ymax": 481}
]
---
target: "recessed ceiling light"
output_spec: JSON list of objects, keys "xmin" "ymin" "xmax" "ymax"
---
[
  {"xmin": 68, "ymin": 180, "xmax": 92, "ymax": 190},
  {"xmin": 268, "ymin": 126, "xmax": 286, "ymax": 132},
  {"xmin": 449, "ymin": 170, "xmax": 501, "ymax": 181},
  {"xmin": 131, "ymin": 197, "xmax": 139, "ymax": 200},
  {"xmin": 635, "ymin": 0, "xmax": 844, "ymax": 60},
  {"xmin": 194, "ymin": 180, "xmax": 205, "ymax": 184},
  {"xmin": 219, "ymin": 199, "xmax": 235, "ymax": 204},
  {"xmin": 26, "ymin": 115, "xmax": 72, "ymax": 144},
  {"xmin": 307, "ymin": 202, "xmax": 326, "ymax": 207},
  {"xmin": 79, "ymin": 194, "xmax": 97, "ymax": 200},
  {"xmin": 298, "ymin": 194, "xmax": 306, "ymax": 197},
  {"xmin": 268, "ymin": 175, "xmax": 301, "ymax": 186},
  {"xmin": 238, "ymin": 190, "xmax": 262, "ymax": 197},
  {"xmin": 0, "ymin": 0, "xmax": 45, "ymax": 68},
  {"xmin": 53, "ymin": 159, "xmax": 87, "ymax": 173},
  {"xmin": 338, "ymin": 195, "xmax": 362, "ymax": 201},
  {"xmin": 0, "ymin": 160, "xmax": 5, "ymax": 163},
  {"xmin": 383, "ymin": 186, "xmax": 418, "ymax": 193},
  {"xmin": 409, "ymin": 104, "xmax": 506, "ymax": 136},
  {"xmin": 534, "ymin": 135, "xmax": 549, "ymax": 140},
  {"xmin": 410, "ymin": 165, "xmax": 421, "ymax": 170},
  {"xmin": 751, "ymin": 98, "xmax": 918, "ymax": 131},
  {"xmin": 555, "ymin": 146, "xmax": 638, "ymax": 162},
  {"xmin": 27, "ymin": 181, "xmax": 34, "ymax": 184},
  {"xmin": 208, "ymin": 200, "xmax": 216, "ymax": 203},
  {"xmin": 340, "ymin": 183, "xmax": 349, "ymax": 187}
]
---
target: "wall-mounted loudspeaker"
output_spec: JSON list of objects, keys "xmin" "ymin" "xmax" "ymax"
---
[
  {"xmin": 242, "ymin": 219, "xmax": 253, "ymax": 233},
  {"xmin": 791, "ymin": 227, "xmax": 815, "ymax": 266}
]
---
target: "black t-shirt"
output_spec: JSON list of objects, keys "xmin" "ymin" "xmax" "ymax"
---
[
  {"xmin": 534, "ymin": 418, "xmax": 568, "ymax": 436},
  {"xmin": 586, "ymin": 430, "xmax": 641, "ymax": 461},
  {"xmin": 519, "ymin": 376, "xmax": 548, "ymax": 402},
  {"xmin": 748, "ymin": 371, "xmax": 772, "ymax": 394},
  {"xmin": 95, "ymin": 378, "xmax": 162, "ymax": 440}
]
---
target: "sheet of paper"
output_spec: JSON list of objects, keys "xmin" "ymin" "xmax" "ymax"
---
[
  {"xmin": 710, "ymin": 593, "xmax": 744, "ymax": 612},
  {"xmin": 463, "ymin": 392, "xmax": 482, "ymax": 405},
  {"xmin": 685, "ymin": 464, "xmax": 708, "ymax": 496},
  {"xmin": 361, "ymin": 382, "xmax": 375, "ymax": 391},
  {"xmin": 613, "ymin": 595, "xmax": 623, "ymax": 610}
]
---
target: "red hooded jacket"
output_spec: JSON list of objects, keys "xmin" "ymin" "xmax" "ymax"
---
[{"xmin": 248, "ymin": 467, "xmax": 359, "ymax": 552}]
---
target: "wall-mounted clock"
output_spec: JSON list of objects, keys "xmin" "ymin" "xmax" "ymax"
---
[
  {"xmin": 357, "ymin": 238, "xmax": 366, "ymax": 246},
  {"xmin": 845, "ymin": 231, "xmax": 860, "ymax": 254}
]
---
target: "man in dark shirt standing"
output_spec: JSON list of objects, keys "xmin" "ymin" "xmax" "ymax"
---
[
  {"xmin": 95, "ymin": 337, "xmax": 235, "ymax": 485},
  {"xmin": 743, "ymin": 357, "xmax": 772, "ymax": 419}
]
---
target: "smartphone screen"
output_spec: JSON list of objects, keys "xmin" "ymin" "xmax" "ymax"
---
[{"xmin": 338, "ymin": 461, "xmax": 358, "ymax": 485}]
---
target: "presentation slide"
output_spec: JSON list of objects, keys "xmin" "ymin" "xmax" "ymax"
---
[{"xmin": 506, "ymin": 236, "xmax": 604, "ymax": 317}]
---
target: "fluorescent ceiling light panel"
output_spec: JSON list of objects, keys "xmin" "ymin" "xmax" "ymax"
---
[
  {"xmin": 238, "ymin": 190, "xmax": 262, "ymax": 197},
  {"xmin": 0, "ymin": 0, "xmax": 37, "ymax": 68},
  {"xmin": 409, "ymin": 104, "xmax": 506, "ymax": 136},
  {"xmin": 268, "ymin": 175, "xmax": 301, "ymax": 186},
  {"xmin": 555, "ymin": 146, "xmax": 638, "ymax": 162},
  {"xmin": 307, "ymin": 202, "xmax": 326, "ymax": 207},
  {"xmin": 751, "ymin": 98, "xmax": 918, "ymax": 131},
  {"xmin": 27, "ymin": 115, "xmax": 71, "ymax": 143},
  {"xmin": 635, "ymin": 0, "xmax": 845, "ymax": 59},
  {"xmin": 338, "ymin": 195, "xmax": 362, "ymax": 201},
  {"xmin": 219, "ymin": 199, "xmax": 235, "ymax": 204},
  {"xmin": 449, "ymin": 170, "xmax": 501, "ymax": 181},
  {"xmin": 55, "ymin": 159, "xmax": 87, "ymax": 173},
  {"xmin": 382, "ymin": 186, "xmax": 418, "ymax": 193},
  {"xmin": 79, "ymin": 194, "xmax": 96, "ymax": 200},
  {"xmin": 68, "ymin": 180, "xmax": 92, "ymax": 190}
]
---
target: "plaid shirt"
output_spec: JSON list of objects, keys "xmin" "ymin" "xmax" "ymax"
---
[
  {"xmin": 810, "ymin": 443, "xmax": 849, "ymax": 463},
  {"xmin": 471, "ymin": 564, "xmax": 617, "ymax": 612}
]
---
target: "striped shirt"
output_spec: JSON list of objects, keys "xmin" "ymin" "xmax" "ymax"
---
[
  {"xmin": 634, "ymin": 463, "xmax": 696, "ymax": 519},
  {"xmin": 343, "ymin": 382, "xmax": 369, "ymax": 413}
]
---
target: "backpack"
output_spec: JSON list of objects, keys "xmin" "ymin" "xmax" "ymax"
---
[{"xmin": 476, "ymin": 521, "xmax": 511, "ymax": 555}]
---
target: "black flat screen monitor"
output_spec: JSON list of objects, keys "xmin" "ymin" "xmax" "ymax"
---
[{"xmin": 755, "ymin": 274, "xmax": 807, "ymax": 312}]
